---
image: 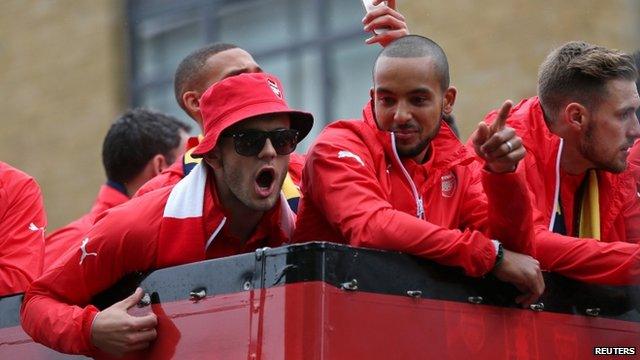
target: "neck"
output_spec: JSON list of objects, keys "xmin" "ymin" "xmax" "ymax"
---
[
  {"xmin": 122, "ymin": 175, "xmax": 151, "ymax": 198},
  {"xmin": 106, "ymin": 180, "xmax": 130, "ymax": 197},
  {"xmin": 212, "ymin": 171, "xmax": 264, "ymax": 243},
  {"xmin": 546, "ymin": 118, "xmax": 592, "ymax": 175}
]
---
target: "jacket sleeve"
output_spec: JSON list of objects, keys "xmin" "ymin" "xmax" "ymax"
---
[
  {"xmin": 0, "ymin": 176, "xmax": 46, "ymax": 296},
  {"xmin": 456, "ymin": 161, "xmax": 535, "ymax": 256},
  {"xmin": 533, "ymin": 221, "xmax": 640, "ymax": 285},
  {"xmin": 20, "ymin": 206, "xmax": 157, "ymax": 356},
  {"xmin": 525, "ymin": 156, "xmax": 639, "ymax": 285},
  {"xmin": 482, "ymin": 165, "xmax": 535, "ymax": 256},
  {"xmin": 624, "ymin": 165, "xmax": 640, "ymax": 243},
  {"xmin": 304, "ymin": 131, "xmax": 496, "ymax": 277}
]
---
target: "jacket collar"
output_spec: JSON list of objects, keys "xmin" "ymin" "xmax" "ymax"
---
[
  {"xmin": 509, "ymin": 97, "xmax": 561, "ymax": 158},
  {"xmin": 90, "ymin": 182, "xmax": 129, "ymax": 216},
  {"xmin": 157, "ymin": 162, "xmax": 295, "ymax": 268}
]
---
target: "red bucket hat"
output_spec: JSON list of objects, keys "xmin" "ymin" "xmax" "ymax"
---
[{"xmin": 191, "ymin": 72, "xmax": 314, "ymax": 158}]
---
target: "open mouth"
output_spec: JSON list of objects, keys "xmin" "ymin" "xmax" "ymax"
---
[{"xmin": 256, "ymin": 168, "xmax": 275, "ymax": 189}]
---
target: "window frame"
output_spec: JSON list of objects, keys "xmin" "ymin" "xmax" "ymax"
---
[{"xmin": 126, "ymin": 0, "xmax": 371, "ymax": 127}]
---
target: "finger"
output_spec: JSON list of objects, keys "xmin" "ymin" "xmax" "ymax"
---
[
  {"xmin": 515, "ymin": 293, "xmax": 530, "ymax": 305},
  {"xmin": 483, "ymin": 134, "xmax": 522, "ymax": 160},
  {"xmin": 516, "ymin": 292, "xmax": 539, "ymax": 308},
  {"xmin": 362, "ymin": 7, "xmax": 407, "ymax": 31},
  {"xmin": 473, "ymin": 123, "xmax": 490, "ymax": 146},
  {"xmin": 126, "ymin": 341, "xmax": 154, "ymax": 352},
  {"xmin": 364, "ymin": 29, "xmax": 409, "ymax": 46},
  {"xmin": 472, "ymin": 123, "xmax": 490, "ymax": 159},
  {"xmin": 362, "ymin": 5, "xmax": 406, "ymax": 25},
  {"xmin": 364, "ymin": 14, "xmax": 407, "ymax": 33},
  {"xmin": 524, "ymin": 285, "xmax": 541, "ymax": 306},
  {"xmin": 116, "ymin": 287, "xmax": 144, "ymax": 310},
  {"xmin": 490, "ymin": 146, "xmax": 526, "ymax": 165},
  {"xmin": 373, "ymin": 0, "xmax": 396, "ymax": 9},
  {"xmin": 489, "ymin": 100, "xmax": 513, "ymax": 134},
  {"xmin": 480, "ymin": 128, "xmax": 517, "ymax": 155},
  {"xmin": 130, "ymin": 313, "xmax": 158, "ymax": 330},
  {"xmin": 127, "ymin": 328, "xmax": 158, "ymax": 345},
  {"xmin": 484, "ymin": 147, "xmax": 525, "ymax": 173}
]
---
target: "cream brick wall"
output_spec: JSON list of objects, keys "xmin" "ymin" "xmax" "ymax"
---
[
  {"xmin": 400, "ymin": 0, "xmax": 640, "ymax": 139},
  {"xmin": 0, "ymin": 0, "xmax": 125, "ymax": 230}
]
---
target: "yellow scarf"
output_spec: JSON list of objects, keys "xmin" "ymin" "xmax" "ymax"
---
[
  {"xmin": 281, "ymin": 174, "xmax": 300, "ymax": 203},
  {"xmin": 578, "ymin": 170, "xmax": 600, "ymax": 240}
]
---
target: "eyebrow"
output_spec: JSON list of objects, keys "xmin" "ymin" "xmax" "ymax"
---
[
  {"xmin": 376, "ymin": 87, "xmax": 433, "ymax": 95},
  {"xmin": 618, "ymin": 105, "xmax": 639, "ymax": 114}
]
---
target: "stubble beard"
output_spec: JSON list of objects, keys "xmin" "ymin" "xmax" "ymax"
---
[
  {"xmin": 396, "ymin": 120, "xmax": 441, "ymax": 161},
  {"xmin": 580, "ymin": 122, "xmax": 627, "ymax": 174},
  {"xmin": 222, "ymin": 159, "xmax": 285, "ymax": 212}
]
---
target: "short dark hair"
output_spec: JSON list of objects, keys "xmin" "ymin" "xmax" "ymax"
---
[
  {"xmin": 537, "ymin": 41, "xmax": 638, "ymax": 122},
  {"xmin": 102, "ymin": 108, "xmax": 191, "ymax": 183},
  {"xmin": 174, "ymin": 43, "xmax": 239, "ymax": 111},
  {"xmin": 374, "ymin": 35, "xmax": 450, "ymax": 90}
]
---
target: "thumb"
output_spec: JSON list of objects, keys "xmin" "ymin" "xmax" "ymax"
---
[
  {"xmin": 116, "ymin": 287, "xmax": 144, "ymax": 310},
  {"xmin": 473, "ymin": 122, "xmax": 490, "ymax": 148}
]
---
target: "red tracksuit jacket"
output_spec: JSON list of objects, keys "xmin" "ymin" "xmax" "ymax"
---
[
  {"xmin": 483, "ymin": 97, "xmax": 640, "ymax": 285},
  {"xmin": 0, "ymin": 161, "xmax": 47, "ymax": 296},
  {"xmin": 44, "ymin": 183, "xmax": 129, "ymax": 271},
  {"xmin": 294, "ymin": 103, "xmax": 534, "ymax": 277},
  {"xmin": 21, "ymin": 163, "xmax": 295, "ymax": 356}
]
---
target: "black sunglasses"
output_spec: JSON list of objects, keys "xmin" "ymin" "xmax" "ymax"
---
[{"xmin": 221, "ymin": 128, "xmax": 300, "ymax": 156}]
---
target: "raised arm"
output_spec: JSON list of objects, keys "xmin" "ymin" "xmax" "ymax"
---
[
  {"xmin": 466, "ymin": 101, "xmax": 544, "ymax": 303},
  {"xmin": 469, "ymin": 100, "xmax": 535, "ymax": 255}
]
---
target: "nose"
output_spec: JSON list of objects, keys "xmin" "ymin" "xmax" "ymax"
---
[
  {"xmin": 393, "ymin": 102, "xmax": 411, "ymax": 125},
  {"xmin": 258, "ymin": 138, "xmax": 277, "ymax": 160},
  {"xmin": 628, "ymin": 117, "xmax": 640, "ymax": 141}
]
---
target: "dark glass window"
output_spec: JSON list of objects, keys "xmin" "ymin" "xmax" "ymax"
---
[{"xmin": 126, "ymin": 0, "xmax": 380, "ymax": 149}]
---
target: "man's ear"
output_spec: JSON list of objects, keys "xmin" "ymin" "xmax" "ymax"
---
[
  {"xmin": 442, "ymin": 86, "xmax": 457, "ymax": 115},
  {"xmin": 563, "ymin": 102, "xmax": 588, "ymax": 131},
  {"xmin": 150, "ymin": 154, "xmax": 168, "ymax": 176},
  {"xmin": 203, "ymin": 148, "xmax": 223, "ymax": 170},
  {"xmin": 182, "ymin": 90, "xmax": 204, "ymax": 126}
]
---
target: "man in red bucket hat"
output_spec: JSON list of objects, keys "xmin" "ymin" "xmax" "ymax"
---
[{"xmin": 21, "ymin": 72, "xmax": 313, "ymax": 358}]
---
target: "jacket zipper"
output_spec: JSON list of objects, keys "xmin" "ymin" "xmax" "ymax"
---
[
  {"xmin": 390, "ymin": 133, "xmax": 425, "ymax": 219},
  {"xmin": 548, "ymin": 139, "xmax": 563, "ymax": 231},
  {"xmin": 205, "ymin": 217, "xmax": 226, "ymax": 251}
]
